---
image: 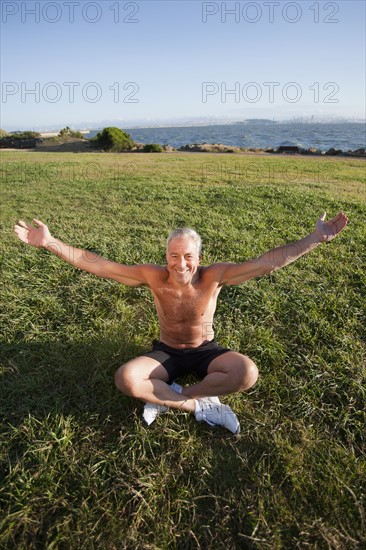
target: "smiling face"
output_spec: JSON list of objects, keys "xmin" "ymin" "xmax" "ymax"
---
[{"xmin": 166, "ymin": 236, "xmax": 201, "ymax": 286}]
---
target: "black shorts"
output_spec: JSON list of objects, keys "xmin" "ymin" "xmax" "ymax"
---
[{"xmin": 141, "ymin": 339, "xmax": 233, "ymax": 384}]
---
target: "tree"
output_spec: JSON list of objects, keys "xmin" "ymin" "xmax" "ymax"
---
[
  {"xmin": 94, "ymin": 127, "xmax": 135, "ymax": 151},
  {"xmin": 143, "ymin": 143, "xmax": 163, "ymax": 153},
  {"xmin": 59, "ymin": 127, "xmax": 84, "ymax": 139}
]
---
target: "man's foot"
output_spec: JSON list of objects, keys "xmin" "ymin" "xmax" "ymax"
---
[
  {"xmin": 195, "ymin": 397, "xmax": 240, "ymax": 434},
  {"xmin": 142, "ymin": 381, "xmax": 182, "ymax": 426},
  {"xmin": 142, "ymin": 402, "xmax": 168, "ymax": 426}
]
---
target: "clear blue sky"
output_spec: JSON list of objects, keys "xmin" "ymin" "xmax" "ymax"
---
[{"xmin": 1, "ymin": 0, "xmax": 365, "ymax": 130}]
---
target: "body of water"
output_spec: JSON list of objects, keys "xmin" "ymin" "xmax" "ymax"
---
[{"xmin": 87, "ymin": 122, "xmax": 365, "ymax": 152}]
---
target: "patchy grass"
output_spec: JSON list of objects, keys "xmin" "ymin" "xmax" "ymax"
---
[{"xmin": 0, "ymin": 151, "xmax": 365, "ymax": 548}]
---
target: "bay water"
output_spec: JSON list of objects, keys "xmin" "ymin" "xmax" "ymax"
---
[{"xmin": 87, "ymin": 122, "xmax": 365, "ymax": 152}]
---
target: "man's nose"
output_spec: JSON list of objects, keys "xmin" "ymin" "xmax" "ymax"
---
[{"xmin": 177, "ymin": 257, "xmax": 186, "ymax": 268}]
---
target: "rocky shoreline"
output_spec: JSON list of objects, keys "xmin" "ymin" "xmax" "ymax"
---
[
  {"xmin": 2, "ymin": 137, "xmax": 365, "ymax": 157},
  {"xmin": 129, "ymin": 141, "xmax": 365, "ymax": 157},
  {"xmin": 172, "ymin": 143, "xmax": 366, "ymax": 157}
]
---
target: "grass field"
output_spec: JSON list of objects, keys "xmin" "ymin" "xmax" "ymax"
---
[{"xmin": 0, "ymin": 150, "xmax": 365, "ymax": 549}]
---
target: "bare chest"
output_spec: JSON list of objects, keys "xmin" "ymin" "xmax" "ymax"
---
[{"xmin": 152, "ymin": 285, "xmax": 219, "ymax": 323}]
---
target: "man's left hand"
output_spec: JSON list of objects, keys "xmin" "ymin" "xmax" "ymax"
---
[{"xmin": 313, "ymin": 212, "xmax": 349, "ymax": 243}]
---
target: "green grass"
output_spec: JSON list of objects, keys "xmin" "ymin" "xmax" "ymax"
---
[{"xmin": 0, "ymin": 150, "xmax": 365, "ymax": 549}]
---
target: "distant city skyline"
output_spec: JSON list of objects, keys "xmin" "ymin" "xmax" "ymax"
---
[
  {"xmin": 6, "ymin": 115, "xmax": 365, "ymax": 134},
  {"xmin": 1, "ymin": 1, "xmax": 365, "ymax": 131}
]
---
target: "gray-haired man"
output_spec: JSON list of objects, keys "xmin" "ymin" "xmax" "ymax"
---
[{"xmin": 14, "ymin": 212, "xmax": 348, "ymax": 433}]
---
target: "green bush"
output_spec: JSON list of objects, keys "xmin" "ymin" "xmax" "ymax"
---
[
  {"xmin": 59, "ymin": 127, "xmax": 84, "ymax": 139},
  {"xmin": 94, "ymin": 127, "xmax": 134, "ymax": 151},
  {"xmin": 143, "ymin": 143, "xmax": 163, "ymax": 153},
  {"xmin": 10, "ymin": 131, "xmax": 41, "ymax": 139}
]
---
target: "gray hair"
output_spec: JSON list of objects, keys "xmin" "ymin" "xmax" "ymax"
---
[{"xmin": 166, "ymin": 228, "xmax": 202, "ymax": 254}]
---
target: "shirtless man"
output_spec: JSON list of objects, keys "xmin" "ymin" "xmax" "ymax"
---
[{"xmin": 14, "ymin": 212, "xmax": 348, "ymax": 433}]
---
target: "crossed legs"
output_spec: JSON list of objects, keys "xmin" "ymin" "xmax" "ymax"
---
[{"xmin": 114, "ymin": 351, "xmax": 259, "ymax": 413}]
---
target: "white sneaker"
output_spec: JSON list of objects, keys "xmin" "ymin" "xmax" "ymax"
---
[
  {"xmin": 142, "ymin": 381, "xmax": 182, "ymax": 425},
  {"xmin": 195, "ymin": 397, "xmax": 240, "ymax": 434},
  {"xmin": 142, "ymin": 402, "xmax": 168, "ymax": 426}
]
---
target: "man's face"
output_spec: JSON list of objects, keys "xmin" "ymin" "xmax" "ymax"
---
[{"xmin": 166, "ymin": 236, "xmax": 200, "ymax": 285}]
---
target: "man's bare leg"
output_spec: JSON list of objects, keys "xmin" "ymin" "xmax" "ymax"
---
[
  {"xmin": 115, "ymin": 352, "xmax": 258, "ymax": 405},
  {"xmin": 182, "ymin": 352, "xmax": 258, "ymax": 399},
  {"xmin": 114, "ymin": 357, "xmax": 195, "ymax": 412},
  {"xmin": 115, "ymin": 352, "xmax": 257, "ymax": 433}
]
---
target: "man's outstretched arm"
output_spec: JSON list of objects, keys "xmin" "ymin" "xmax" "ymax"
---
[
  {"xmin": 218, "ymin": 212, "xmax": 349, "ymax": 285},
  {"xmin": 13, "ymin": 218, "xmax": 150, "ymax": 286}
]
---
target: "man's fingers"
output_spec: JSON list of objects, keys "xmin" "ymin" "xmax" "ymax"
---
[
  {"xmin": 329, "ymin": 212, "xmax": 342, "ymax": 223},
  {"xmin": 327, "ymin": 212, "xmax": 349, "ymax": 238},
  {"xmin": 337, "ymin": 212, "xmax": 348, "ymax": 224},
  {"xmin": 14, "ymin": 226, "xmax": 28, "ymax": 243},
  {"xmin": 330, "ymin": 212, "xmax": 348, "ymax": 230},
  {"xmin": 14, "ymin": 222, "xmax": 27, "ymax": 237},
  {"xmin": 17, "ymin": 218, "xmax": 45, "ymax": 230}
]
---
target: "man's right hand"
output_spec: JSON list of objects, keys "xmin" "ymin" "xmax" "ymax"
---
[
  {"xmin": 13, "ymin": 217, "xmax": 151, "ymax": 286},
  {"xmin": 14, "ymin": 218, "xmax": 52, "ymax": 248}
]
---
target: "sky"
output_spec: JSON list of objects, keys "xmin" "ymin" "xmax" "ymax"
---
[{"xmin": 1, "ymin": 0, "xmax": 365, "ymax": 130}]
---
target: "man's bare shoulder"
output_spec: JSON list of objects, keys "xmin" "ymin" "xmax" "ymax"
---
[
  {"xmin": 199, "ymin": 263, "xmax": 235, "ymax": 284},
  {"xmin": 141, "ymin": 263, "xmax": 167, "ymax": 283}
]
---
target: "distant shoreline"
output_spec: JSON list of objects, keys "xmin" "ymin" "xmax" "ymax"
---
[
  {"xmin": 86, "ymin": 122, "xmax": 366, "ymax": 153},
  {"xmin": 6, "ymin": 119, "xmax": 364, "ymax": 134},
  {"xmin": 2, "ymin": 142, "xmax": 365, "ymax": 159},
  {"xmin": 3, "ymin": 121, "xmax": 365, "ymax": 152}
]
